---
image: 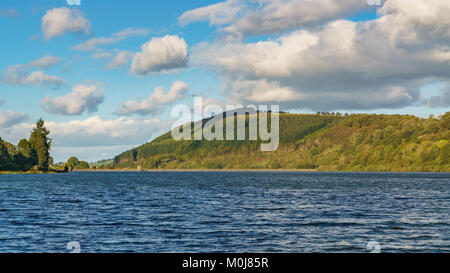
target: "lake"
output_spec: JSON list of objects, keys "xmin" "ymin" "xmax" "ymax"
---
[{"xmin": 0, "ymin": 172, "xmax": 448, "ymax": 253}]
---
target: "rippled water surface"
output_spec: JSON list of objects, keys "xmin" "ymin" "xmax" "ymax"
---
[{"xmin": 0, "ymin": 172, "xmax": 448, "ymax": 253}]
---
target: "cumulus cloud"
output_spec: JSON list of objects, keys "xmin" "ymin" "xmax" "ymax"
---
[
  {"xmin": 0, "ymin": 116, "xmax": 171, "ymax": 162},
  {"xmin": 180, "ymin": 0, "xmax": 367, "ymax": 39},
  {"xmin": 229, "ymin": 79, "xmax": 304, "ymax": 103},
  {"xmin": 4, "ymin": 66, "xmax": 66, "ymax": 89},
  {"xmin": 130, "ymin": 35, "xmax": 188, "ymax": 75},
  {"xmin": 41, "ymin": 84, "xmax": 105, "ymax": 115},
  {"xmin": 191, "ymin": 0, "xmax": 450, "ymax": 111},
  {"xmin": 3, "ymin": 55, "xmax": 65, "ymax": 89},
  {"xmin": 22, "ymin": 71, "xmax": 66, "ymax": 88},
  {"xmin": 72, "ymin": 27, "xmax": 150, "ymax": 51},
  {"xmin": 116, "ymin": 80, "xmax": 189, "ymax": 116},
  {"xmin": 1, "ymin": 116, "xmax": 163, "ymax": 147},
  {"xmin": 42, "ymin": 7, "xmax": 91, "ymax": 40},
  {"xmin": 0, "ymin": 110, "xmax": 28, "ymax": 128},
  {"xmin": 46, "ymin": 116, "xmax": 167, "ymax": 147}
]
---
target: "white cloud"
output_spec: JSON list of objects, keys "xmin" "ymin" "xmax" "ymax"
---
[
  {"xmin": 179, "ymin": 0, "xmax": 244, "ymax": 26},
  {"xmin": 3, "ymin": 55, "xmax": 65, "ymax": 89},
  {"xmin": 28, "ymin": 55, "xmax": 62, "ymax": 69},
  {"xmin": 180, "ymin": 0, "xmax": 368, "ymax": 39},
  {"xmin": 0, "ymin": 116, "xmax": 171, "ymax": 162},
  {"xmin": 2, "ymin": 116, "xmax": 166, "ymax": 147},
  {"xmin": 45, "ymin": 116, "xmax": 167, "ymax": 147},
  {"xmin": 90, "ymin": 50, "xmax": 134, "ymax": 70},
  {"xmin": 379, "ymin": 0, "xmax": 450, "ymax": 46},
  {"xmin": 42, "ymin": 7, "xmax": 91, "ymax": 40},
  {"xmin": 192, "ymin": 0, "xmax": 450, "ymax": 111},
  {"xmin": 24, "ymin": 71, "xmax": 65, "ymax": 87},
  {"xmin": 91, "ymin": 51, "xmax": 113, "ymax": 60},
  {"xmin": 230, "ymin": 79, "xmax": 304, "ymax": 103},
  {"xmin": 50, "ymin": 145, "xmax": 137, "ymax": 163},
  {"xmin": 41, "ymin": 84, "xmax": 105, "ymax": 115},
  {"xmin": 72, "ymin": 27, "xmax": 150, "ymax": 51},
  {"xmin": 105, "ymin": 50, "xmax": 133, "ymax": 70},
  {"xmin": 0, "ymin": 110, "xmax": 28, "ymax": 128},
  {"xmin": 116, "ymin": 80, "xmax": 189, "ymax": 116},
  {"xmin": 130, "ymin": 35, "xmax": 188, "ymax": 75},
  {"xmin": 4, "ymin": 66, "xmax": 66, "ymax": 89}
]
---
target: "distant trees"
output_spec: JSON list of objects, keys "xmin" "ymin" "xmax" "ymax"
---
[
  {"xmin": 66, "ymin": 157, "xmax": 80, "ymax": 169},
  {"xmin": 65, "ymin": 156, "xmax": 90, "ymax": 170},
  {"xmin": 78, "ymin": 161, "xmax": 90, "ymax": 169},
  {"xmin": 0, "ymin": 119, "xmax": 52, "ymax": 172},
  {"xmin": 112, "ymin": 112, "xmax": 450, "ymax": 172},
  {"xmin": 0, "ymin": 138, "xmax": 11, "ymax": 170}
]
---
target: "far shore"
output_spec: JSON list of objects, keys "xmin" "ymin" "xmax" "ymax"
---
[
  {"xmin": 0, "ymin": 170, "xmax": 64, "ymax": 174},
  {"xmin": 3, "ymin": 168, "xmax": 448, "ymax": 174},
  {"xmin": 2, "ymin": 168, "xmax": 319, "ymax": 174},
  {"xmin": 68, "ymin": 168, "xmax": 450, "ymax": 173},
  {"xmin": 72, "ymin": 168, "xmax": 319, "ymax": 173}
]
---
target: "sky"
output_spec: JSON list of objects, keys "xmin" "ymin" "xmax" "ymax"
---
[{"xmin": 0, "ymin": 0, "xmax": 449, "ymax": 163}]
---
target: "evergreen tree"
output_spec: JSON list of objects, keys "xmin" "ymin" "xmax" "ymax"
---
[
  {"xmin": 0, "ymin": 138, "xmax": 11, "ymax": 171},
  {"xmin": 17, "ymin": 139, "xmax": 32, "ymax": 158},
  {"xmin": 16, "ymin": 139, "xmax": 38, "ymax": 170},
  {"xmin": 29, "ymin": 119, "xmax": 52, "ymax": 171}
]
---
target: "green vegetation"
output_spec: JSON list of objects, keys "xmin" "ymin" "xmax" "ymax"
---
[
  {"xmin": 0, "ymin": 119, "xmax": 53, "ymax": 172},
  {"xmin": 64, "ymin": 156, "xmax": 90, "ymax": 170},
  {"xmin": 113, "ymin": 112, "xmax": 450, "ymax": 172},
  {"xmin": 90, "ymin": 159, "xmax": 114, "ymax": 169}
]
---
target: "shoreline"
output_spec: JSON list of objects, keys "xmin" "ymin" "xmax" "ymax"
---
[
  {"xmin": 71, "ymin": 168, "xmax": 449, "ymax": 173},
  {"xmin": 73, "ymin": 168, "xmax": 319, "ymax": 173},
  {"xmin": 0, "ymin": 171, "xmax": 63, "ymax": 174},
  {"xmin": 3, "ymin": 169, "xmax": 448, "ymax": 174}
]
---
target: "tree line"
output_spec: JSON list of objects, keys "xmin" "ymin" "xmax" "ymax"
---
[
  {"xmin": 0, "ymin": 119, "xmax": 52, "ymax": 172},
  {"xmin": 113, "ymin": 112, "xmax": 450, "ymax": 172}
]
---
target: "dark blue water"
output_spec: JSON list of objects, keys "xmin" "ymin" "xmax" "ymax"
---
[{"xmin": 0, "ymin": 172, "xmax": 448, "ymax": 253}]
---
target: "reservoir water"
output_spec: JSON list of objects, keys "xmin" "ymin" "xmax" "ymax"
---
[{"xmin": 0, "ymin": 172, "xmax": 448, "ymax": 253}]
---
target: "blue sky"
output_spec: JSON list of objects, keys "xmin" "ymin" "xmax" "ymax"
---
[
  {"xmin": 0, "ymin": 0, "xmax": 449, "ymax": 162},
  {"xmin": 0, "ymin": 0, "xmax": 222, "ymax": 122}
]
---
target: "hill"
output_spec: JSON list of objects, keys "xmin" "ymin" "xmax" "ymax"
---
[{"xmin": 113, "ymin": 112, "xmax": 450, "ymax": 172}]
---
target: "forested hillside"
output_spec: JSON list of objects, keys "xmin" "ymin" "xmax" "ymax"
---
[{"xmin": 113, "ymin": 112, "xmax": 450, "ymax": 172}]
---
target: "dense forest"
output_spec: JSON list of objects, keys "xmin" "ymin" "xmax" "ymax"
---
[
  {"xmin": 0, "ymin": 119, "xmax": 52, "ymax": 172},
  {"xmin": 114, "ymin": 112, "xmax": 450, "ymax": 172}
]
